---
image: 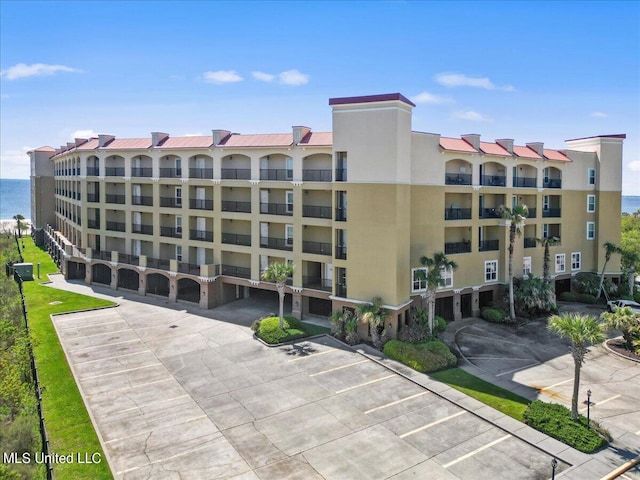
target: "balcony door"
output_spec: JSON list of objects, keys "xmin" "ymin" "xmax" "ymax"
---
[{"xmin": 197, "ymin": 247, "xmax": 206, "ymax": 265}]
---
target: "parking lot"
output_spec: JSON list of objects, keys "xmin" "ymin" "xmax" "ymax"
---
[{"xmin": 49, "ymin": 278, "xmax": 575, "ymax": 480}]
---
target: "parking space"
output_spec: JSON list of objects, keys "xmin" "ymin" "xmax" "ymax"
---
[{"xmin": 50, "ymin": 289, "xmax": 572, "ymax": 480}]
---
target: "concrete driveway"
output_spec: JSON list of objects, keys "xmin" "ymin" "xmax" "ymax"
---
[{"xmin": 47, "ymin": 275, "xmax": 576, "ymax": 480}]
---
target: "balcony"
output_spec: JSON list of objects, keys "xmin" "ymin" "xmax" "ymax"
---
[
  {"xmin": 221, "ymin": 265, "xmax": 251, "ymax": 279},
  {"xmin": 159, "ymin": 168, "xmax": 182, "ymax": 178},
  {"xmin": 524, "ymin": 237, "xmax": 537, "ymax": 248},
  {"xmin": 444, "ymin": 241, "xmax": 472, "ymax": 254},
  {"xmin": 119, "ymin": 254, "xmax": 139, "ymax": 266},
  {"xmin": 106, "ymin": 194, "xmax": 126, "ymax": 204},
  {"xmin": 335, "ymin": 245, "xmax": 347, "ymax": 260},
  {"xmin": 93, "ymin": 250, "xmax": 112, "ymax": 261},
  {"xmin": 147, "ymin": 257, "xmax": 170, "ymax": 271},
  {"xmin": 131, "ymin": 167, "xmax": 153, "ymax": 178},
  {"xmin": 221, "ymin": 233, "xmax": 251, "ymax": 246},
  {"xmin": 177, "ymin": 263, "xmax": 200, "ymax": 275},
  {"xmin": 160, "ymin": 226, "xmax": 182, "ymax": 238},
  {"xmin": 132, "ymin": 195, "xmax": 153, "ymax": 206},
  {"xmin": 513, "ymin": 177, "xmax": 537, "ymax": 188},
  {"xmin": 335, "ymin": 284, "xmax": 347, "ymax": 298},
  {"xmin": 260, "ymin": 237, "xmax": 293, "ymax": 251},
  {"xmin": 445, "ymin": 173, "xmax": 472, "ymax": 185},
  {"xmin": 132, "ymin": 224, "xmax": 153, "ymax": 235},
  {"xmin": 189, "ymin": 168, "xmax": 214, "ymax": 179},
  {"xmin": 302, "ymin": 241, "xmax": 332, "ymax": 256},
  {"xmin": 88, "ymin": 219, "xmax": 100, "ymax": 229},
  {"xmin": 303, "ymin": 205, "xmax": 332, "ymax": 219},
  {"xmin": 543, "ymin": 179, "xmax": 562, "ymax": 189},
  {"xmin": 105, "ymin": 167, "xmax": 125, "ymax": 177},
  {"xmin": 479, "ymin": 240, "xmax": 499, "ymax": 251},
  {"xmin": 86, "ymin": 167, "xmax": 99, "ymax": 176},
  {"xmin": 260, "ymin": 203, "xmax": 293, "ymax": 216},
  {"xmin": 444, "ymin": 208, "xmax": 472, "ymax": 220},
  {"xmin": 302, "ymin": 170, "xmax": 332, "ymax": 182},
  {"xmin": 335, "ymin": 168, "xmax": 347, "ymax": 182},
  {"xmin": 87, "ymin": 193, "xmax": 99, "ymax": 203},
  {"xmin": 260, "ymin": 169, "xmax": 292, "ymax": 181},
  {"xmin": 190, "ymin": 230, "xmax": 213, "ymax": 242},
  {"xmin": 160, "ymin": 197, "xmax": 182, "ymax": 208},
  {"xmin": 479, "ymin": 208, "xmax": 501, "ymax": 219},
  {"xmin": 335, "ymin": 207, "xmax": 347, "ymax": 222},
  {"xmin": 527, "ymin": 208, "xmax": 537, "ymax": 218},
  {"xmin": 302, "ymin": 276, "xmax": 332, "ymax": 292},
  {"xmin": 542, "ymin": 208, "xmax": 561, "ymax": 218},
  {"xmin": 106, "ymin": 221, "xmax": 126, "ymax": 232},
  {"xmin": 189, "ymin": 198, "xmax": 213, "ymax": 210},
  {"xmin": 480, "ymin": 175, "xmax": 506, "ymax": 187},
  {"xmin": 221, "ymin": 201, "xmax": 251, "ymax": 213},
  {"xmin": 221, "ymin": 168, "xmax": 251, "ymax": 180}
]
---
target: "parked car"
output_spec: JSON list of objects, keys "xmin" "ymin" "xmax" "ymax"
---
[{"xmin": 607, "ymin": 299, "xmax": 640, "ymax": 314}]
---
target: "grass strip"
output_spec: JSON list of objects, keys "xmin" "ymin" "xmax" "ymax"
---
[
  {"xmin": 21, "ymin": 237, "xmax": 115, "ymax": 480},
  {"xmin": 431, "ymin": 367, "xmax": 530, "ymax": 421}
]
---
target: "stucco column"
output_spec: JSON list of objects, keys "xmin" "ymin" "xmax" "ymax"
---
[
  {"xmin": 472, "ymin": 287, "xmax": 481, "ymax": 317},
  {"xmin": 110, "ymin": 267, "xmax": 117, "ymax": 290},
  {"xmin": 85, "ymin": 261, "xmax": 93, "ymax": 285},
  {"xmin": 291, "ymin": 289, "xmax": 302, "ymax": 319},
  {"xmin": 200, "ymin": 280, "xmax": 217, "ymax": 309},
  {"xmin": 168, "ymin": 274, "xmax": 178, "ymax": 302},
  {"xmin": 453, "ymin": 290, "xmax": 462, "ymax": 322},
  {"xmin": 138, "ymin": 271, "xmax": 146, "ymax": 296}
]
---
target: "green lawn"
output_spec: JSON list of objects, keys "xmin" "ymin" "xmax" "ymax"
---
[
  {"xmin": 20, "ymin": 237, "xmax": 115, "ymax": 480},
  {"xmin": 431, "ymin": 368, "xmax": 530, "ymax": 421},
  {"xmin": 254, "ymin": 315, "xmax": 330, "ymax": 344}
]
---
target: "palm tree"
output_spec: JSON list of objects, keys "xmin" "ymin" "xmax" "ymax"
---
[
  {"xmin": 597, "ymin": 242, "xmax": 622, "ymax": 300},
  {"xmin": 356, "ymin": 297, "xmax": 390, "ymax": 349},
  {"xmin": 601, "ymin": 306, "xmax": 640, "ymax": 352},
  {"xmin": 621, "ymin": 249, "xmax": 639, "ymax": 298},
  {"xmin": 548, "ymin": 313, "xmax": 605, "ymax": 420},
  {"xmin": 330, "ymin": 309, "xmax": 352, "ymax": 341},
  {"xmin": 13, "ymin": 214, "xmax": 26, "ymax": 238},
  {"xmin": 498, "ymin": 204, "xmax": 528, "ymax": 322},
  {"xmin": 261, "ymin": 262, "xmax": 294, "ymax": 330},
  {"xmin": 536, "ymin": 236, "xmax": 560, "ymax": 284},
  {"xmin": 418, "ymin": 252, "xmax": 458, "ymax": 335}
]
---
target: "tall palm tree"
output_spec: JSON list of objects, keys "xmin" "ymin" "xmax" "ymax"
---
[
  {"xmin": 548, "ymin": 313, "xmax": 604, "ymax": 420},
  {"xmin": 261, "ymin": 262, "xmax": 294, "ymax": 330},
  {"xmin": 498, "ymin": 204, "xmax": 528, "ymax": 322},
  {"xmin": 330, "ymin": 309, "xmax": 352, "ymax": 341},
  {"xmin": 621, "ymin": 249, "xmax": 639, "ymax": 298},
  {"xmin": 356, "ymin": 297, "xmax": 390, "ymax": 349},
  {"xmin": 601, "ymin": 306, "xmax": 640, "ymax": 352},
  {"xmin": 597, "ymin": 242, "xmax": 621, "ymax": 300},
  {"xmin": 13, "ymin": 214, "xmax": 26, "ymax": 238},
  {"xmin": 418, "ymin": 252, "xmax": 458, "ymax": 335},
  {"xmin": 536, "ymin": 236, "xmax": 560, "ymax": 284}
]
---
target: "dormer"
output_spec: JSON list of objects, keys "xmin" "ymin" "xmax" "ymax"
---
[
  {"xmin": 98, "ymin": 134, "xmax": 115, "ymax": 147},
  {"xmin": 461, "ymin": 134, "xmax": 480, "ymax": 150},
  {"xmin": 74, "ymin": 138, "xmax": 88, "ymax": 147},
  {"xmin": 292, "ymin": 126, "xmax": 311, "ymax": 144},
  {"xmin": 496, "ymin": 139, "xmax": 514, "ymax": 154},
  {"xmin": 151, "ymin": 132, "xmax": 169, "ymax": 147},
  {"xmin": 212, "ymin": 129, "xmax": 231, "ymax": 146},
  {"xmin": 526, "ymin": 142, "xmax": 544, "ymax": 157}
]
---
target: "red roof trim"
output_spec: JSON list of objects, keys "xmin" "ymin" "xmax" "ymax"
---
[{"xmin": 329, "ymin": 93, "xmax": 416, "ymax": 107}]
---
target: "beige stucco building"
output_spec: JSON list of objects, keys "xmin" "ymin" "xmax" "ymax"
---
[{"xmin": 30, "ymin": 93, "xmax": 624, "ymax": 338}]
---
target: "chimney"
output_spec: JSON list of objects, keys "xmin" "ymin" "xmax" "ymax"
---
[
  {"xmin": 496, "ymin": 139, "xmax": 514, "ymax": 154},
  {"xmin": 526, "ymin": 142, "xmax": 544, "ymax": 156},
  {"xmin": 461, "ymin": 134, "xmax": 480, "ymax": 150},
  {"xmin": 98, "ymin": 134, "xmax": 115, "ymax": 147},
  {"xmin": 292, "ymin": 126, "xmax": 311, "ymax": 145},
  {"xmin": 212, "ymin": 129, "xmax": 231, "ymax": 146},
  {"xmin": 66, "ymin": 142, "xmax": 75, "ymax": 149},
  {"xmin": 74, "ymin": 138, "xmax": 88, "ymax": 147},
  {"xmin": 151, "ymin": 132, "xmax": 169, "ymax": 147}
]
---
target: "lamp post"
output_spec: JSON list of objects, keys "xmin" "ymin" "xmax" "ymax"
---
[
  {"xmin": 551, "ymin": 457, "xmax": 558, "ymax": 480},
  {"xmin": 587, "ymin": 389, "xmax": 592, "ymax": 428}
]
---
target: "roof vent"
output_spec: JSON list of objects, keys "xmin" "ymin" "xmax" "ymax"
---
[
  {"xmin": 496, "ymin": 139, "xmax": 514, "ymax": 154},
  {"xmin": 98, "ymin": 135, "xmax": 115, "ymax": 147},
  {"xmin": 151, "ymin": 132, "xmax": 169, "ymax": 147},
  {"xmin": 212, "ymin": 129, "xmax": 231, "ymax": 146},
  {"xmin": 526, "ymin": 142, "xmax": 544, "ymax": 156},
  {"xmin": 292, "ymin": 126, "xmax": 311, "ymax": 144},
  {"xmin": 461, "ymin": 134, "xmax": 480, "ymax": 150}
]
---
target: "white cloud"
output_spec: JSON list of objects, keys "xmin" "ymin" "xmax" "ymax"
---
[
  {"xmin": 435, "ymin": 73, "xmax": 515, "ymax": 92},
  {"xmin": 451, "ymin": 110, "xmax": 492, "ymax": 122},
  {"xmin": 279, "ymin": 69, "xmax": 309, "ymax": 86},
  {"xmin": 202, "ymin": 70, "xmax": 243, "ymax": 84},
  {"xmin": 183, "ymin": 132, "xmax": 203, "ymax": 137},
  {"xmin": 0, "ymin": 147, "xmax": 33, "ymax": 178},
  {"xmin": 590, "ymin": 111, "xmax": 608, "ymax": 118},
  {"xmin": 628, "ymin": 160, "xmax": 640, "ymax": 172},
  {"xmin": 0, "ymin": 63, "xmax": 83, "ymax": 80},
  {"xmin": 252, "ymin": 71, "xmax": 275, "ymax": 82},
  {"xmin": 411, "ymin": 91, "xmax": 454, "ymax": 105},
  {"xmin": 71, "ymin": 129, "xmax": 97, "ymax": 140}
]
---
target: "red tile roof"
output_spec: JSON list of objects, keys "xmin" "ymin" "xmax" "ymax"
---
[
  {"xmin": 158, "ymin": 136, "xmax": 213, "ymax": 149},
  {"xmin": 101, "ymin": 138, "xmax": 151, "ymax": 149},
  {"xmin": 300, "ymin": 132, "xmax": 332, "ymax": 146},
  {"xmin": 220, "ymin": 133, "xmax": 293, "ymax": 147},
  {"xmin": 513, "ymin": 145, "xmax": 542, "ymax": 159},
  {"xmin": 440, "ymin": 137, "xmax": 478, "ymax": 153},
  {"xmin": 479, "ymin": 141, "xmax": 510, "ymax": 156},
  {"xmin": 543, "ymin": 149, "xmax": 571, "ymax": 162}
]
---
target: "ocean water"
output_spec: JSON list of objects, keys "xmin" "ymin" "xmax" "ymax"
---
[
  {"xmin": 0, "ymin": 178, "xmax": 31, "ymax": 220},
  {"xmin": 623, "ymin": 196, "xmax": 640, "ymax": 214}
]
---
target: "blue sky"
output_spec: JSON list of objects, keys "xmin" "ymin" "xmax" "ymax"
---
[{"xmin": 1, "ymin": 1, "xmax": 638, "ymax": 193}]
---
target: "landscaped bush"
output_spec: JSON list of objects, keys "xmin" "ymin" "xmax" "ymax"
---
[
  {"xmin": 481, "ymin": 307, "xmax": 507, "ymax": 323},
  {"xmin": 523, "ymin": 400, "xmax": 609, "ymax": 453},
  {"xmin": 254, "ymin": 316, "xmax": 306, "ymax": 344},
  {"xmin": 572, "ymin": 272, "xmax": 617, "ymax": 298},
  {"xmin": 576, "ymin": 293, "xmax": 597, "ymax": 304},
  {"xmin": 559, "ymin": 291, "xmax": 577, "ymax": 302},
  {"xmin": 514, "ymin": 276, "xmax": 556, "ymax": 317},
  {"xmin": 634, "ymin": 291, "xmax": 640, "ymax": 303},
  {"xmin": 434, "ymin": 315, "xmax": 447, "ymax": 333},
  {"xmin": 398, "ymin": 324, "xmax": 429, "ymax": 344},
  {"xmin": 383, "ymin": 339, "xmax": 456, "ymax": 373}
]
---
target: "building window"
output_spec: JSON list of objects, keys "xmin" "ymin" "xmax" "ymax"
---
[
  {"xmin": 587, "ymin": 222, "xmax": 595, "ymax": 240},
  {"xmin": 484, "ymin": 260, "xmax": 498, "ymax": 282},
  {"xmin": 588, "ymin": 168, "xmax": 596, "ymax": 186},
  {"xmin": 440, "ymin": 266, "xmax": 453, "ymax": 288},
  {"xmin": 555, "ymin": 254, "xmax": 565, "ymax": 273},
  {"xmin": 286, "ymin": 190, "xmax": 294, "ymax": 213},
  {"xmin": 176, "ymin": 245, "xmax": 182, "ymax": 262},
  {"xmin": 285, "ymin": 224, "xmax": 294, "ymax": 246},
  {"xmin": 587, "ymin": 195, "xmax": 596, "ymax": 213},
  {"xmin": 543, "ymin": 224, "xmax": 549, "ymax": 239},
  {"xmin": 571, "ymin": 252, "xmax": 581, "ymax": 271},
  {"xmin": 411, "ymin": 268, "xmax": 427, "ymax": 292},
  {"xmin": 523, "ymin": 256, "xmax": 531, "ymax": 277}
]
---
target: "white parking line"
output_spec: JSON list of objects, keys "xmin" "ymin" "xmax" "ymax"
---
[
  {"xmin": 399, "ymin": 411, "xmax": 467, "ymax": 439},
  {"xmin": 58, "ymin": 319, "xmax": 125, "ymax": 330},
  {"xmin": 287, "ymin": 348, "xmax": 337, "ymax": 362},
  {"xmin": 80, "ymin": 363, "xmax": 162, "ymax": 380},
  {"xmin": 364, "ymin": 392, "xmax": 427, "ymax": 414},
  {"xmin": 309, "ymin": 359, "xmax": 368, "ymax": 376},
  {"xmin": 335, "ymin": 374, "xmax": 395, "ymax": 394},
  {"xmin": 118, "ymin": 394, "xmax": 190, "ymax": 414},
  {"xmin": 73, "ymin": 338, "xmax": 140, "ymax": 352},
  {"xmin": 105, "ymin": 415, "xmax": 207, "ymax": 444},
  {"xmin": 116, "ymin": 442, "xmax": 213, "ymax": 475},
  {"xmin": 73, "ymin": 328, "xmax": 133, "ymax": 339},
  {"xmin": 495, "ymin": 362, "xmax": 539, "ymax": 377},
  {"xmin": 465, "ymin": 356, "xmax": 534, "ymax": 361},
  {"xmin": 540, "ymin": 378, "xmax": 573, "ymax": 391},
  {"xmin": 54, "ymin": 311, "xmax": 117, "ymax": 321},
  {"xmin": 74, "ymin": 349, "xmax": 150, "ymax": 365},
  {"xmin": 442, "ymin": 434, "xmax": 511, "ymax": 468},
  {"xmin": 580, "ymin": 394, "xmax": 621, "ymax": 412}
]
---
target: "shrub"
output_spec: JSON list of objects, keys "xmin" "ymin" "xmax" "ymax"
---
[
  {"xmin": 634, "ymin": 291, "xmax": 640, "ymax": 303},
  {"xmin": 383, "ymin": 339, "xmax": 456, "ymax": 373},
  {"xmin": 572, "ymin": 272, "xmax": 617, "ymax": 297},
  {"xmin": 559, "ymin": 291, "xmax": 577, "ymax": 302},
  {"xmin": 481, "ymin": 307, "xmax": 507, "ymax": 323},
  {"xmin": 434, "ymin": 315, "xmax": 447, "ymax": 334},
  {"xmin": 576, "ymin": 293, "xmax": 597, "ymax": 304},
  {"xmin": 344, "ymin": 316, "xmax": 360, "ymax": 345},
  {"xmin": 398, "ymin": 324, "xmax": 430, "ymax": 344},
  {"xmin": 523, "ymin": 401, "xmax": 608, "ymax": 453},
  {"xmin": 254, "ymin": 316, "xmax": 305, "ymax": 344},
  {"xmin": 250, "ymin": 319, "xmax": 261, "ymax": 332},
  {"xmin": 514, "ymin": 276, "xmax": 556, "ymax": 317}
]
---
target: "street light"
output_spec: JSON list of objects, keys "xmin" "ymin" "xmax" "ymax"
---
[
  {"xmin": 587, "ymin": 389, "xmax": 592, "ymax": 428},
  {"xmin": 551, "ymin": 457, "xmax": 558, "ymax": 480}
]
